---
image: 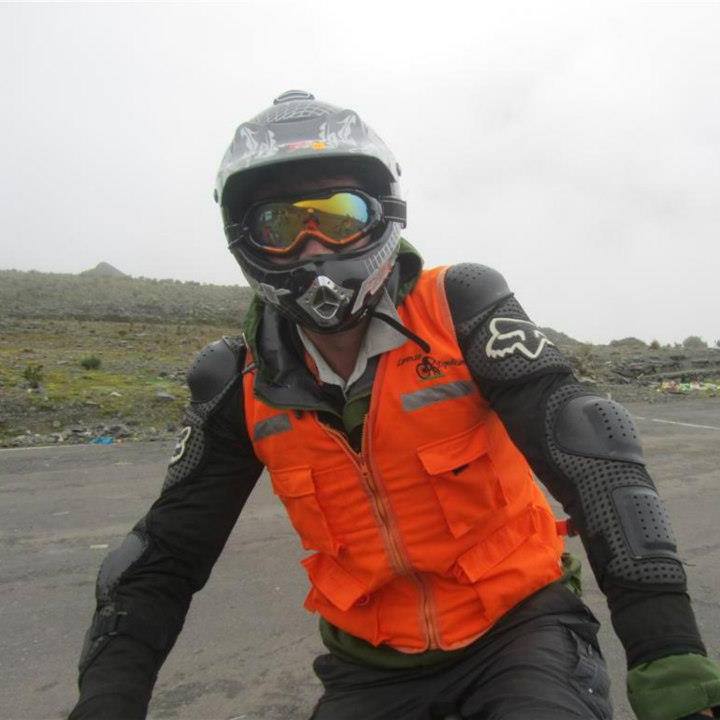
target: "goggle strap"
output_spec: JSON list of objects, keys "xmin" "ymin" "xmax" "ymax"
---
[{"xmin": 380, "ymin": 197, "xmax": 407, "ymax": 228}]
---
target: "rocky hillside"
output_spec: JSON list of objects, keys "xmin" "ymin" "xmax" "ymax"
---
[
  {"xmin": 0, "ymin": 270, "xmax": 717, "ymax": 448},
  {"xmin": 547, "ymin": 334, "xmax": 720, "ymax": 402},
  {"xmin": 0, "ymin": 269, "xmax": 253, "ymax": 325}
]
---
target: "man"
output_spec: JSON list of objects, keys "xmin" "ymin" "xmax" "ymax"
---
[{"xmin": 70, "ymin": 91, "xmax": 720, "ymax": 719}]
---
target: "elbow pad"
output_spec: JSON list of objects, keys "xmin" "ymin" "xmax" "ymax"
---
[
  {"xmin": 545, "ymin": 384, "xmax": 685, "ymax": 592},
  {"xmin": 78, "ymin": 523, "xmax": 167, "ymax": 679}
]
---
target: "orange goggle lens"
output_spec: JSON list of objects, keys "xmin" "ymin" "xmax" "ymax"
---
[{"xmin": 247, "ymin": 191, "xmax": 374, "ymax": 255}]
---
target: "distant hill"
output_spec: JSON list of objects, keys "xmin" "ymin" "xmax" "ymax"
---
[
  {"xmin": 539, "ymin": 326, "xmax": 582, "ymax": 349},
  {"xmin": 80, "ymin": 262, "xmax": 128, "ymax": 278},
  {"xmin": 0, "ymin": 269, "xmax": 253, "ymax": 325}
]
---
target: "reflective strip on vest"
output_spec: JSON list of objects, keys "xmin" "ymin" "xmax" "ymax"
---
[
  {"xmin": 254, "ymin": 413, "xmax": 291, "ymax": 441},
  {"xmin": 401, "ymin": 380, "xmax": 475, "ymax": 412}
]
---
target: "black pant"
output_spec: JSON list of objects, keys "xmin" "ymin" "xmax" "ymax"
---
[{"xmin": 310, "ymin": 584, "xmax": 612, "ymax": 720}]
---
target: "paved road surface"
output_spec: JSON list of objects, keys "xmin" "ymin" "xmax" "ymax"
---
[{"xmin": 1, "ymin": 399, "xmax": 719, "ymax": 719}]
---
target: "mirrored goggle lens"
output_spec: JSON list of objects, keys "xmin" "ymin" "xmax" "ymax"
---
[{"xmin": 248, "ymin": 192, "xmax": 371, "ymax": 251}]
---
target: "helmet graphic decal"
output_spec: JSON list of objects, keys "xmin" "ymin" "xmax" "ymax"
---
[
  {"xmin": 319, "ymin": 111, "xmax": 362, "ymax": 149},
  {"xmin": 351, "ymin": 226, "xmax": 401, "ymax": 314},
  {"xmin": 222, "ymin": 124, "xmax": 280, "ymax": 174}
]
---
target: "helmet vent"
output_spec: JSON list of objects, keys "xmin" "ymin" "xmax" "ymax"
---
[
  {"xmin": 297, "ymin": 275, "xmax": 352, "ymax": 327},
  {"xmin": 312, "ymin": 286, "xmax": 342, "ymax": 320},
  {"xmin": 274, "ymin": 90, "xmax": 315, "ymax": 104},
  {"xmin": 256, "ymin": 101, "xmax": 331, "ymax": 124}
]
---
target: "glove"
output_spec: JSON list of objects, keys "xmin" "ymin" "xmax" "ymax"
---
[{"xmin": 627, "ymin": 653, "xmax": 720, "ymax": 720}]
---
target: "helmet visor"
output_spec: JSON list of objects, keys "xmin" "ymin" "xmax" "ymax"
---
[{"xmin": 244, "ymin": 190, "xmax": 380, "ymax": 256}]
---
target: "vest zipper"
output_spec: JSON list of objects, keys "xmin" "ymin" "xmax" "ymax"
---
[
  {"xmin": 361, "ymin": 422, "xmax": 443, "ymax": 651},
  {"xmin": 319, "ymin": 420, "xmax": 442, "ymax": 650},
  {"xmin": 321, "ymin": 425, "xmax": 406, "ymax": 575}
]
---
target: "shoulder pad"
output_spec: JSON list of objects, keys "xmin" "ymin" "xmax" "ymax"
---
[
  {"xmin": 187, "ymin": 336, "xmax": 246, "ymax": 404},
  {"xmin": 444, "ymin": 264, "xmax": 512, "ymax": 324}
]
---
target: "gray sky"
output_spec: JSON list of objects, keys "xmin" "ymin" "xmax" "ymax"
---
[{"xmin": 1, "ymin": 1, "xmax": 719, "ymax": 345}]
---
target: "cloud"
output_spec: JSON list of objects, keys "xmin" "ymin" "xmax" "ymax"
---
[{"xmin": 1, "ymin": 2, "xmax": 718, "ymax": 343}]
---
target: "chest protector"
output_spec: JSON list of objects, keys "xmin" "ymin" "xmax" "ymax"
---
[{"xmin": 243, "ymin": 267, "xmax": 564, "ymax": 652}]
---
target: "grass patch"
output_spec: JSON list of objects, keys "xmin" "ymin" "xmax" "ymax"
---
[{"xmin": 0, "ymin": 318, "xmax": 241, "ymax": 445}]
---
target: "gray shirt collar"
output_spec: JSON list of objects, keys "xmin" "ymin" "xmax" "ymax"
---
[{"xmin": 297, "ymin": 290, "xmax": 408, "ymax": 394}]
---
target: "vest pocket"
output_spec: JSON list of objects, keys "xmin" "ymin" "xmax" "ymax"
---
[
  {"xmin": 453, "ymin": 504, "xmax": 562, "ymax": 619},
  {"xmin": 269, "ymin": 466, "xmax": 340, "ymax": 556},
  {"xmin": 417, "ymin": 424, "xmax": 507, "ymax": 538},
  {"xmin": 301, "ymin": 553, "xmax": 380, "ymax": 645},
  {"xmin": 301, "ymin": 553, "xmax": 369, "ymax": 611}
]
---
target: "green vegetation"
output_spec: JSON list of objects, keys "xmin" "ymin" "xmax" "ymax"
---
[
  {"xmin": 0, "ymin": 318, "xmax": 241, "ymax": 446},
  {"xmin": 0, "ymin": 269, "xmax": 256, "ymax": 445},
  {"xmin": 80, "ymin": 355, "xmax": 102, "ymax": 370},
  {"xmin": 682, "ymin": 335, "xmax": 708, "ymax": 350},
  {"xmin": 1, "ymin": 268, "xmax": 718, "ymax": 446},
  {"xmin": 22, "ymin": 362, "xmax": 44, "ymax": 388}
]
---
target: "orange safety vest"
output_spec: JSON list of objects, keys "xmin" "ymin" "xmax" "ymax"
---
[{"xmin": 243, "ymin": 266, "xmax": 564, "ymax": 653}]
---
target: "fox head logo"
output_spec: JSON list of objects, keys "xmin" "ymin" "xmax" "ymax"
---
[
  {"xmin": 169, "ymin": 426, "xmax": 192, "ymax": 465},
  {"xmin": 485, "ymin": 318, "xmax": 554, "ymax": 360}
]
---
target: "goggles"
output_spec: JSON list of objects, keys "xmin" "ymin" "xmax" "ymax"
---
[{"xmin": 233, "ymin": 189, "xmax": 406, "ymax": 257}]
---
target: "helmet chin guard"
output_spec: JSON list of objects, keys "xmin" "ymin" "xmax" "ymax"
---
[
  {"xmin": 299, "ymin": 275, "xmax": 353, "ymax": 325},
  {"xmin": 230, "ymin": 220, "xmax": 402, "ymax": 332},
  {"xmin": 217, "ymin": 90, "xmax": 405, "ymax": 333}
]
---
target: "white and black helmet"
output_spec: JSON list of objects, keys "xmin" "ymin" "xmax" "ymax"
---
[{"xmin": 216, "ymin": 90, "xmax": 407, "ymax": 332}]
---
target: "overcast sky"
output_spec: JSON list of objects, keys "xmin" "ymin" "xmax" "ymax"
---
[{"xmin": 1, "ymin": 2, "xmax": 718, "ymax": 345}]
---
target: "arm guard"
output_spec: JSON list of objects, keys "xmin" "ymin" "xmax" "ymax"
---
[
  {"xmin": 445, "ymin": 263, "xmax": 706, "ymax": 668},
  {"xmin": 73, "ymin": 336, "xmax": 263, "ymax": 713}
]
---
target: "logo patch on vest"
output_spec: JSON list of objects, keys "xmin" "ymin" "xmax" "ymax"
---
[
  {"xmin": 485, "ymin": 318, "xmax": 554, "ymax": 360},
  {"xmin": 397, "ymin": 352, "xmax": 465, "ymax": 381},
  {"xmin": 169, "ymin": 426, "xmax": 193, "ymax": 464},
  {"xmin": 415, "ymin": 355, "xmax": 444, "ymax": 381}
]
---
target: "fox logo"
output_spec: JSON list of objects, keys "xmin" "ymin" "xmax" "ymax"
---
[
  {"xmin": 485, "ymin": 318, "xmax": 554, "ymax": 360},
  {"xmin": 169, "ymin": 426, "xmax": 192, "ymax": 465}
]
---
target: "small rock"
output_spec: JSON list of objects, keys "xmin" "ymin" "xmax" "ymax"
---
[
  {"xmin": 155, "ymin": 391, "xmax": 176, "ymax": 401},
  {"xmin": 52, "ymin": 420, "xmax": 61, "ymax": 429},
  {"xmin": 84, "ymin": 400, "xmax": 100, "ymax": 407},
  {"xmin": 109, "ymin": 391, "xmax": 122, "ymax": 397},
  {"xmin": 158, "ymin": 371, "xmax": 168, "ymax": 378},
  {"xmin": 107, "ymin": 423, "xmax": 131, "ymax": 438}
]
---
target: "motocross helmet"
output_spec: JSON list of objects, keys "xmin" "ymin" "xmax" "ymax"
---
[{"xmin": 215, "ymin": 90, "xmax": 406, "ymax": 332}]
